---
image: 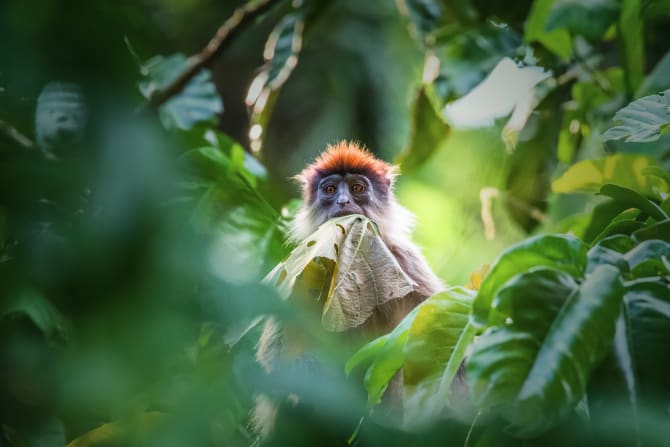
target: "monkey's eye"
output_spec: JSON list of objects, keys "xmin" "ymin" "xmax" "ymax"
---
[
  {"xmin": 351, "ymin": 183, "xmax": 366, "ymax": 194},
  {"xmin": 323, "ymin": 184, "xmax": 337, "ymax": 195}
]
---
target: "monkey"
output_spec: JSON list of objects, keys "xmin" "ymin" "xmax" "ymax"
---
[
  {"xmin": 249, "ymin": 142, "xmax": 445, "ymax": 442},
  {"xmin": 288, "ymin": 140, "xmax": 444, "ymax": 334}
]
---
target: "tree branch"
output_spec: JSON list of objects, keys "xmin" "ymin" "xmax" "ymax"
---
[
  {"xmin": 147, "ymin": 0, "xmax": 281, "ymax": 109},
  {"xmin": 0, "ymin": 119, "xmax": 34, "ymax": 149}
]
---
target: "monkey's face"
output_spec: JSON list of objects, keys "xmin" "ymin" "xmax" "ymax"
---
[{"xmin": 316, "ymin": 173, "xmax": 374, "ymax": 221}]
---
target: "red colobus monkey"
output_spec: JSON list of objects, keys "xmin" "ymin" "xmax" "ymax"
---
[{"xmin": 289, "ymin": 141, "xmax": 443, "ymax": 333}]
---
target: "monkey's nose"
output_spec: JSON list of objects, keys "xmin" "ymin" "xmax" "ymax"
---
[{"xmin": 336, "ymin": 195, "xmax": 350, "ymax": 205}]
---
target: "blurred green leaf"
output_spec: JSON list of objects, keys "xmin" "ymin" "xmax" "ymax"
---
[
  {"xmin": 619, "ymin": 0, "xmax": 644, "ymax": 95},
  {"xmin": 545, "ymin": 0, "xmax": 619, "ymax": 41},
  {"xmin": 642, "ymin": 166, "xmax": 670, "ymax": 187},
  {"xmin": 397, "ymin": 0, "xmax": 446, "ymax": 45},
  {"xmin": 556, "ymin": 68, "xmax": 625, "ymax": 164},
  {"xmin": 636, "ymin": 52, "xmax": 670, "ymax": 97},
  {"xmin": 602, "ymin": 89, "xmax": 670, "ymax": 143},
  {"xmin": 395, "ymin": 86, "xmax": 449, "ymax": 173},
  {"xmin": 431, "ymin": 24, "xmax": 522, "ymax": 102},
  {"xmin": 2, "ymin": 288, "xmax": 70, "ymax": 342},
  {"xmin": 139, "ymin": 54, "xmax": 222, "ymax": 131},
  {"xmin": 524, "ymin": 0, "xmax": 573, "ymax": 59},
  {"xmin": 469, "ymin": 265, "xmax": 624, "ymax": 437},
  {"xmin": 472, "ymin": 234, "xmax": 588, "ymax": 328},
  {"xmin": 552, "ymin": 153, "xmax": 666, "ymax": 196}
]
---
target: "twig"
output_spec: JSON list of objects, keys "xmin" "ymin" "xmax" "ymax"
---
[
  {"xmin": 146, "ymin": 0, "xmax": 281, "ymax": 109},
  {"xmin": 0, "ymin": 119, "xmax": 34, "ymax": 149}
]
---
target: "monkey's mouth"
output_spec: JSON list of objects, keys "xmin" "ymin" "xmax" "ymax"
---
[{"xmin": 329, "ymin": 209, "xmax": 364, "ymax": 219}]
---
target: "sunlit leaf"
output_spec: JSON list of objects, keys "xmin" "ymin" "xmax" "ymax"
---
[
  {"xmin": 66, "ymin": 412, "xmax": 164, "ymax": 447},
  {"xmin": 345, "ymin": 286, "xmax": 476, "ymax": 415},
  {"xmin": 139, "ymin": 53, "xmax": 223, "ymax": 131},
  {"xmin": 552, "ymin": 153, "xmax": 666, "ymax": 197},
  {"xmin": 395, "ymin": 86, "xmax": 449, "ymax": 173},
  {"xmin": 472, "ymin": 234, "xmax": 588, "ymax": 328},
  {"xmin": 265, "ymin": 215, "xmax": 417, "ymax": 332},
  {"xmin": 602, "ymin": 89, "xmax": 670, "ymax": 143},
  {"xmin": 345, "ymin": 307, "xmax": 418, "ymax": 405},
  {"xmin": 403, "ymin": 287, "xmax": 475, "ymax": 426},
  {"xmin": 443, "ymin": 57, "xmax": 551, "ymax": 129}
]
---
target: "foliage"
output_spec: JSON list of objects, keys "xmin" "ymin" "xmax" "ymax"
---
[{"xmin": 1, "ymin": 0, "xmax": 670, "ymax": 446}]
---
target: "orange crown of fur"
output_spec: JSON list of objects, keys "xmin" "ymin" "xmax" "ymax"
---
[{"xmin": 296, "ymin": 141, "xmax": 398, "ymax": 203}]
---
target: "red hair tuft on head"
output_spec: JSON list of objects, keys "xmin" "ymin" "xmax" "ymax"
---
[{"xmin": 296, "ymin": 141, "xmax": 397, "ymax": 203}]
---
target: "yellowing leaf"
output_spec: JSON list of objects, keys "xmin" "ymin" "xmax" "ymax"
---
[
  {"xmin": 264, "ymin": 215, "xmax": 417, "ymax": 332},
  {"xmin": 466, "ymin": 264, "xmax": 490, "ymax": 291}
]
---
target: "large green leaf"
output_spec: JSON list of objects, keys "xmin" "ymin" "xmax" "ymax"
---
[
  {"xmin": 139, "ymin": 53, "xmax": 223, "ymax": 131},
  {"xmin": 602, "ymin": 89, "xmax": 670, "ymax": 143},
  {"xmin": 587, "ymin": 304, "xmax": 640, "ymax": 446},
  {"xmin": 598, "ymin": 183, "xmax": 668, "ymax": 221},
  {"xmin": 472, "ymin": 234, "xmax": 588, "ymax": 328},
  {"xmin": 591, "ymin": 209, "xmax": 644, "ymax": 245},
  {"xmin": 469, "ymin": 269, "xmax": 578, "ymax": 408},
  {"xmin": 632, "ymin": 219, "xmax": 670, "ymax": 243},
  {"xmin": 552, "ymin": 153, "xmax": 666, "ymax": 197},
  {"xmin": 545, "ymin": 0, "xmax": 619, "ymax": 41},
  {"xmin": 395, "ymin": 86, "xmax": 450, "ymax": 173},
  {"xmin": 345, "ymin": 306, "xmax": 419, "ymax": 405},
  {"xmin": 623, "ymin": 239, "xmax": 670, "ymax": 278},
  {"xmin": 402, "ymin": 287, "xmax": 475, "ymax": 426},
  {"xmin": 265, "ymin": 215, "xmax": 417, "ymax": 332},
  {"xmin": 346, "ymin": 286, "xmax": 476, "ymax": 417},
  {"xmin": 468, "ymin": 265, "xmax": 624, "ymax": 437},
  {"xmin": 624, "ymin": 280, "xmax": 670, "ymax": 399}
]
